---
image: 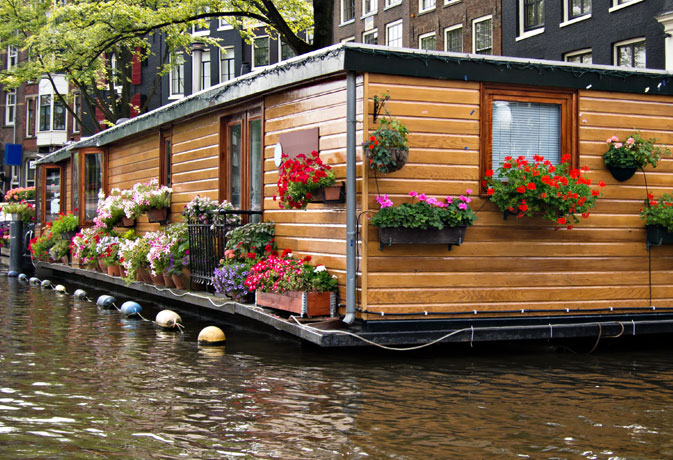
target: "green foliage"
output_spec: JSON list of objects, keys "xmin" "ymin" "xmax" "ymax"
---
[
  {"xmin": 370, "ymin": 192, "xmax": 476, "ymax": 229},
  {"xmin": 641, "ymin": 192, "xmax": 673, "ymax": 232},
  {"xmin": 29, "ymin": 228, "xmax": 56, "ymax": 261},
  {"xmin": 275, "ymin": 151, "xmax": 336, "ymax": 209},
  {"xmin": 603, "ymin": 133, "xmax": 670, "ymax": 169},
  {"xmin": 225, "ymin": 221, "xmax": 276, "ymax": 259},
  {"xmin": 50, "ymin": 212, "xmax": 79, "ymax": 235},
  {"xmin": 49, "ymin": 238, "xmax": 70, "ymax": 260},
  {"xmin": 1, "ymin": 201, "xmax": 35, "ymax": 225},
  {"xmin": 363, "ymin": 116, "xmax": 409, "ymax": 173}
]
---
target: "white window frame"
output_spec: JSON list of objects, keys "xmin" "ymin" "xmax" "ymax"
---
[
  {"xmin": 561, "ymin": 0, "xmax": 591, "ymax": 27},
  {"xmin": 341, "ymin": 0, "xmax": 355, "ymax": 24},
  {"xmin": 25, "ymin": 161, "xmax": 35, "ymax": 188},
  {"xmin": 6, "ymin": 45, "xmax": 17, "ymax": 70},
  {"xmin": 362, "ymin": 29, "xmax": 378, "ymax": 45},
  {"xmin": 72, "ymin": 92, "xmax": 81, "ymax": 134},
  {"xmin": 25, "ymin": 95, "xmax": 36, "ymax": 137},
  {"xmin": 444, "ymin": 24, "xmax": 463, "ymax": 53},
  {"xmin": 564, "ymin": 48, "xmax": 592, "ymax": 64},
  {"xmin": 5, "ymin": 90, "xmax": 15, "ymax": 126},
  {"xmin": 517, "ymin": 0, "xmax": 545, "ymax": 41},
  {"xmin": 419, "ymin": 0, "xmax": 436, "ymax": 14},
  {"xmin": 169, "ymin": 53, "xmax": 185, "ymax": 99},
  {"xmin": 386, "ymin": 19, "xmax": 403, "ymax": 47},
  {"xmin": 251, "ymin": 35, "xmax": 270, "ymax": 69},
  {"xmin": 37, "ymin": 94, "xmax": 66, "ymax": 133},
  {"xmin": 444, "ymin": 0, "xmax": 461, "ymax": 5},
  {"xmin": 609, "ymin": 0, "xmax": 644, "ymax": 13},
  {"xmin": 200, "ymin": 48, "xmax": 211, "ymax": 90},
  {"xmin": 219, "ymin": 47, "xmax": 235, "ymax": 82},
  {"xmin": 341, "ymin": 36, "xmax": 356, "ymax": 43},
  {"xmin": 419, "ymin": 31, "xmax": 436, "ymax": 50},
  {"xmin": 192, "ymin": 8, "xmax": 211, "ymax": 36},
  {"xmin": 385, "ymin": 0, "xmax": 402, "ymax": 8},
  {"xmin": 472, "ymin": 15, "xmax": 493, "ymax": 55},
  {"xmin": 218, "ymin": 18, "xmax": 233, "ymax": 30},
  {"xmin": 109, "ymin": 53, "xmax": 122, "ymax": 93},
  {"xmin": 362, "ymin": 0, "xmax": 378, "ymax": 17},
  {"xmin": 614, "ymin": 37, "xmax": 646, "ymax": 68}
]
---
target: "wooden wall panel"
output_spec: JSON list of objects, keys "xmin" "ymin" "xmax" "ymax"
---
[{"xmin": 364, "ymin": 75, "xmax": 673, "ymax": 320}]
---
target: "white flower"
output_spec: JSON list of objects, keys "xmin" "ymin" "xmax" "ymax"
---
[
  {"xmin": 331, "ymin": 275, "xmax": 337, "ymax": 279},
  {"xmin": 314, "ymin": 265, "xmax": 326, "ymax": 272}
]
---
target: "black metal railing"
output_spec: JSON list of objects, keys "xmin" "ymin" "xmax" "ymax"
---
[{"xmin": 187, "ymin": 210, "xmax": 262, "ymax": 290}]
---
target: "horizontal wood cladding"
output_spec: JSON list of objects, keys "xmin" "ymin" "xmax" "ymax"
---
[{"xmin": 364, "ymin": 75, "xmax": 673, "ymax": 319}]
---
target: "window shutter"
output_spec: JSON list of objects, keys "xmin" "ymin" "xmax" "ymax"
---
[
  {"xmin": 131, "ymin": 47, "xmax": 141, "ymax": 85},
  {"xmin": 130, "ymin": 93, "xmax": 141, "ymax": 118}
]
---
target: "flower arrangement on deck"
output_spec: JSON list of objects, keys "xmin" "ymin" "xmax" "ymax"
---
[
  {"xmin": 49, "ymin": 238, "xmax": 70, "ymax": 261},
  {"xmin": 274, "ymin": 151, "xmax": 335, "ymax": 210},
  {"xmin": 3, "ymin": 186, "xmax": 35, "ymax": 202},
  {"xmin": 29, "ymin": 226, "xmax": 56, "ymax": 261},
  {"xmin": 1, "ymin": 201, "xmax": 35, "ymax": 225},
  {"xmin": 604, "ymin": 133, "xmax": 670, "ymax": 170},
  {"xmin": 50, "ymin": 211, "xmax": 78, "ymax": 237},
  {"xmin": 70, "ymin": 227, "xmax": 107, "ymax": 267},
  {"xmin": 147, "ymin": 223, "xmax": 188, "ymax": 276},
  {"xmin": 96, "ymin": 235, "xmax": 121, "ymax": 266},
  {"xmin": 119, "ymin": 234, "xmax": 151, "ymax": 283},
  {"xmin": 94, "ymin": 189, "xmax": 127, "ymax": 228},
  {"xmin": 131, "ymin": 179, "xmax": 172, "ymax": 212},
  {"xmin": 484, "ymin": 154, "xmax": 605, "ymax": 229},
  {"xmin": 181, "ymin": 195, "xmax": 240, "ymax": 226}
]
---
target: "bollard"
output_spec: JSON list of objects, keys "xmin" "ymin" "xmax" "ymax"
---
[{"xmin": 8, "ymin": 214, "xmax": 23, "ymax": 274}]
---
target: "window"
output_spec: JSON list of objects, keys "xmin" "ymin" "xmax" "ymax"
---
[
  {"xmin": 523, "ymin": 0, "xmax": 544, "ymax": 31},
  {"xmin": 192, "ymin": 10, "xmax": 210, "ymax": 36},
  {"xmin": 82, "ymin": 150, "xmax": 103, "ymax": 223},
  {"xmin": 72, "ymin": 93, "xmax": 81, "ymax": 133},
  {"xmin": 160, "ymin": 130, "xmax": 172, "ymax": 187},
  {"xmin": 200, "ymin": 48, "xmax": 211, "ymax": 90},
  {"xmin": 385, "ymin": 0, "xmax": 402, "ymax": 7},
  {"xmin": 5, "ymin": 90, "xmax": 15, "ymax": 126},
  {"xmin": 280, "ymin": 41, "xmax": 296, "ymax": 61},
  {"xmin": 473, "ymin": 16, "xmax": 492, "ymax": 55},
  {"xmin": 419, "ymin": 32, "xmax": 436, "ymax": 50},
  {"xmin": 25, "ymin": 96, "xmax": 36, "ymax": 137},
  {"xmin": 363, "ymin": 0, "xmax": 377, "ymax": 16},
  {"xmin": 42, "ymin": 165, "xmax": 64, "ymax": 223},
  {"xmin": 6, "ymin": 45, "xmax": 17, "ymax": 69},
  {"xmin": 615, "ymin": 38, "xmax": 646, "ymax": 68},
  {"xmin": 341, "ymin": 0, "xmax": 355, "ymax": 23},
  {"xmin": 170, "ymin": 53, "xmax": 184, "ymax": 98},
  {"xmin": 25, "ymin": 161, "xmax": 35, "ymax": 188},
  {"xmin": 220, "ymin": 47, "xmax": 235, "ymax": 82},
  {"xmin": 110, "ymin": 53, "xmax": 121, "ymax": 92},
  {"xmin": 363, "ymin": 29, "xmax": 378, "ymax": 45},
  {"xmin": 38, "ymin": 95, "xmax": 66, "ymax": 132},
  {"xmin": 419, "ymin": 0, "xmax": 435, "ymax": 13},
  {"xmin": 566, "ymin": 0, "xmax": 590, "ymax": 20},
  {"xmin": 386, "ymin": 20, "xmax": 403, "ymax": 47},
  {"xmin": 218, "ymin": 18, "xmax": 233, "ymax": 30},
  {"xmin": 564, "ymin": 49, "xmax": 592, "ymax": 64},
  {"xmin": 610, "ymin": 0, "xmax": 644, "ymax": 11},
  {"xmin": 342, "ymin": 37, "xmax": 356, "ymax": 43},
  {"xmin": 39, "ymin": 95, "xmax": 51, "ymax": 131},
  {"xmin": 252, "ymin": 36, "xmax": 270, "ymax": 68},
  {"xmin": 480, "ymin": 85, "xmax": 577, "ymax": 189},
  {"xmin": 220, "ymin": 108, "xmax": 263, "ymax": 216},
  {"xmin": 444, "ymin": 25, "xmax": 463, "ymax": 53}
]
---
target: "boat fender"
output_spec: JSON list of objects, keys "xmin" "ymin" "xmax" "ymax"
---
[
  {"xmin": 73, "ymin": 289, "xmax": 88, "ymax": 300},
  {"xmin": 29, "ymin": 277, "xmax": 40, "ymax": 285},
  {"xmin": 96, "ymin": 295, "xmax": 116, "ymax": 308},
  {"xmin": 155, "ymin": 310, "xmax": 182, "ymax": 329},
  {"xmin": 7, "ymin": 271, "xmax": 18, "ymax": 277},
  {"xmin": 120, "ymin": 301, "xmax": 142, "ymax": 317},
  {"xmin": 18, "ymin": 273, "xmax": 28, "ymax": 282},
  {"xmin": 40, "ymin": 280, "xmax": 52, "ymax": 289},
  {"xmin": 54, "ymin": 285, "xmax": 66, "ymax": 293},
  {"xmin": 198, "ymin": 326, "xmax": 226, "ymax": 346}
]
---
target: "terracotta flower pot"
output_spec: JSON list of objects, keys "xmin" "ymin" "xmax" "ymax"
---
[
  {"xmin": 139, "ymin": 266, "xmax": 153, "ymax": 284},
  {"xmin": 150, "ymin": 272, "xmax": 165, "ymax": 286},
  {"xmin": 163, "ymin": 273, "xmax": 176, "ymax": 288},
  {"xmin": 119, "ymin": 216, "xmax": 136, "ymax": 227},
  {"xmin": 98, "ymin": 260, "xmax": 107, "ymax": 272},
  {"xmin": 171, "ymin": 273, "xmax": 186, "ymax": 290},
  {"xmin": 60, "ymin": 256, "xmax": 69, "ymax": 265},
  {"xmin": 107, "ymin": 263, "xmax": 121, "ymax": 277}
]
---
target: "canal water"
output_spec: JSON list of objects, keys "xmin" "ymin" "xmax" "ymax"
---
[{"xmin": 2, "ymin": 273, "xmax": 673, "ymax": 459}]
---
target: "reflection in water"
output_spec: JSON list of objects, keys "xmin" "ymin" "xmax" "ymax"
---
[{"xmin": 2, "ymin": 274, "xmax": 673, "ymax": 459}]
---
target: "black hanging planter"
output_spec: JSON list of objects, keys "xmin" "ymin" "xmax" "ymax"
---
[
  {"xmin": 378, "ymin": 225, "xmax": 467, "ymax": 250},
  {"xmin": 606, "ymin": 165, "xmax": 638, "ymax": 182},
  {"xmin": 646, "ymin": 225, "xmax": 673, "ymax": 250}
]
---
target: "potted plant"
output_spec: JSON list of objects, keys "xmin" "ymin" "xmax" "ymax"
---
[
  {"xmin": 0, "ymin": 223, "xmax": 9, "ymax": 251},
  {"xmin": 1, "ymin": 201, "xmax": 35, "ymax": 225},
  {"xmin": 29, "ymin": 227, "xmax": 56, "ymax": 262},
  {"xmin": 224, "ymin": 221, "xmax": 276, "ymax": 259},
  {"xmin": 3, "ymin": 186, "xmax": 35, "ymax": 202},
  {"xmin": 484, "ymin": 154, "xmax": 605, "ymax": 229},
  {"xmin": 94, "ymin": 189, "xmax": 127, "ymax": 229},
  {"xmin": 49, "ymin": 237, "xmax": 70, "ymax": 264},
  {"xmin": 119, "ymin": 235, "xmax": 153, "ymax": 284},
  {"xmin": 603, "ymin": 133, "xmax": 670, "ymax": 181},
  {"xmin": 97, "ymin": 235, "xmax": 121, "ymax": 276},
  {"xmin": 131, "ymin": 179, "xmax": 172, "ymax": 223},
  {"xmin": 274, "ymin": 151, "xmax": 337, "ymax": 210},
  {"xmin": 181, "ymin": 195, "xmax": 241, "ymax": 226},
  {"xmin": 213, "ymin": 260, "xmax": 256, "ymax": 303},
  {"xmin": 245, "ymin": 249, "xmax": 338, "ymax": 317},
  {"xmin": 50, "ymin": 211, "xmax": 79, "ymax": 242},
  {"xmin": 371, "ymin": 189, "xmax": 476, "ymax": 250},
  {"xmin": 640, "ymin": 192, "xmax": 673, "ymax": 249},
  {"xmin": 70, "ymin": 226, "xmax": 106, "ymax": 270},
  {"xmin": 364, "ymin": 116, "xmax": 410, "ymax": 174}
]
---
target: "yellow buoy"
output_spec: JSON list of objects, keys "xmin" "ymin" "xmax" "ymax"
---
[
  {"xmin": 155, "ymin": 309, "xmax": 182, "ymax": 330},
  {"xmin": 198, "ymin": 326, "xmax": 226, "ymax": 346}
]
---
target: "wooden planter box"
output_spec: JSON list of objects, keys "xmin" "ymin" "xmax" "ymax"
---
[
  {"xmin": 378, "ymin": 225, "xmax": 467, "ymax": 250},
  {"xmin": 646, "ymin": 225, "xmax": 673, "ymax": 250},
  {"xmin": 119, "ymin": 216, "xmax": 136, "ymax": 227},
  {"xmin": 145, "ymin": 207, "xmax": 168, "ymax": 223},
  {"xmin": 256, "ymin": 290, "xmax": 335, "ymax": 317}
]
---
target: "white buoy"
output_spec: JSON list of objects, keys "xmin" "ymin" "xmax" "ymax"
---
[
  {"xmin": 120, "ymin": 301, "xmax": 142, "ymax": 317},
  {"xmin": 96, "ymin": 295, "xmax": 116, "ymax": 308},
  {"xmin": 54, "ymin": 285, "xmax": 66, "ymax": 293},
  {"xmin": 17, "ymin": 273, "xmax": 28, "ymax": 282},
  {"xmin": 40, "ymin": 280, "xmax": 52, "ymax": 289},
  {"xmin": 198, "ymin": 326, "xmax": 226, "ymax": 346},
  {"xmin": 29, "ymin": 277, "xmax": 40, "ymax": 285},
  {"xmin": 73, "ymin": 289, "xmax": 87, "ymax": 300},
  {"xmin": 155, "ymin": 310, "xmax": 182, "ymax": 329}
]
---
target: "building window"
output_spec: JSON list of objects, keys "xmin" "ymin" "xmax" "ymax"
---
[
  {"xmin": 170, "ymin": 53, "xmax": 184, "ymax": 98},
  {"xmin": 252, "ymin": 36, "xmax": 270, "ymax": 68},
  {"xmin": 218, "ymin": 18, "xmax": 233, "ymax": 30},
  {"xmin": 480, "ymin": 85, "xmax": 577, "ymax": 189},
  {"xmin": 419, "ymin": 32, "xmax": 436, "ymax": 50},
  {"xmin": 385, "ymin": 0, "xmax": 402, "ymax": 7},
  {"xmin": 386, "ymin": 20, "xmax": 403, "ymax": 47},
  {"xmin": 109, "ymin": 53, "xmax": 121, "ymax": 93},
  {"xmin": 25, "ymin": 161, "xmax": 35, "ymax": 188},
  {"xmin": 220, "ymin": 47, "xmax": 235, "ymax": 82},
  {"xmin": 5, "ymin": 90, "xmax": 15, "ymax": 126},
  {"xmin": 341, "ymin": 0, "xmax": 355, "ymax": 23},
  {"xmin": 42, "ymin": 165, "xmax": 63, "ymax": 223},
  {"xmin": 37, "ymin": 95, "xmax": 66, "ymax": 132},
  {"xmin": 615, "ymin": 38, "xmax": 646, "ymax": 68},
  {"xmin": 25, "ymin": 96, "xmax": 36, "ymax": 137},
  {"xmin": 280, "ymin": 41, "xmax": 296, "ymax": 61},
  {"xmin": 200, "ymin": 48, "xmax": 211, "ymax": 90},
  {"xmin": 610, "ymin": 0, "xmax": 643, "ymax": 11},
  {"xmin": 83, "ymin": 152, "xmax": 103, "ymax": 222},
  {"xmin": 6, "ymin": 45, "xmax": 17, "ymax": 69},
  {"xmin": 342, "ymin": 36, "xmax": 356, "ymax": 43},
  {"xmin": 363, "ymin": 29, "xmax": 378, "ymax": 45},
  {"xmin": 160, "ymin": 130, "xmax": 172, "ymax": 187},
  {"xmin": 72, "ymin": 93, "xmax": 81, "ymax": 133},
  {"xmin": 523, "ymin": 0, "xmax": 544, "ymax": 31},
  {"xmin": 473, "ymin": 16, "xmax": 492, "ymax": 55},
  {"xmin": 419, "ymin": 0, "xmax": 435, "ymax": 13},
  {"xmin": 567, "ymin": 0, "xmax": 590, "ymax": 20},
  {"xmin": 564, "ymin": 49, "xmax": 592, "ymax": 64},
  {"xmin": 363, "ymin": 0, "xmax": 377, "ymax": 16},
  {"xmin": 444, "ymin": 25, "xmax": 463, "ymax": 52}
]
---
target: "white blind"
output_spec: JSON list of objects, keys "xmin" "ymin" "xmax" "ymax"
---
[{"xmin": 492, "ymin": 100, "xmax": 561, "ymax": 170}]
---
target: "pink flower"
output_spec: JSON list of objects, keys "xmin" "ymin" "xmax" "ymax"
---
[
  {"xmin": 465, "ymin": 189, "xmax": 472, "ymax": 195},
  {"xmin": 409, "ymin": 191, "xmax": 418, "ymax": 197},
  {"xmin": 426, "ymin": 197, "xmax": 438, "ymax": 206},
  {"xmin": 626, "ymin": 137, "xmax": 635, "ymax": 145},
  {"xmin": 376, "ymin": 194, "xmax": 393, "ymax": 208},
  {"xmin": 445, "ymin": 196, "xmax": 453, "ymax": 204},
  {"xmin": 458, "ymin": 202, "xmax": 467, "ymax": 210},
  {"xmin": 418, "ymin": 193, "xmax": 427, "ymax": 202},
  {"xmin": 614, "ymin": 142, "xmax": 622, "ymax": 149}
]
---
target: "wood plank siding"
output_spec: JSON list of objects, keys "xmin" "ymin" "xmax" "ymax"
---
[{"xmin": 363, "ymin": 74, "xmax": 673, "ymax": 319}]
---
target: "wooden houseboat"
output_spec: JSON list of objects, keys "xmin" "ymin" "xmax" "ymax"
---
[{"xmin": 33, "ymin": 43, "xmax": 673, "ymax": 347}]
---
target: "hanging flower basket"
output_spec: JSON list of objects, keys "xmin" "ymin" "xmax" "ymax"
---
[
  {"xmin": 145, "ymin": 207, "xmax": 168, "ymax": 223},
  {"xmin": 606, "ymin": 165, "xmax": 638, "ymax": 182},
  {"xmin": 646, "ymin": 225, "xmax": 673, "ymax": 250},
  {"xmin": 378, "ymin": 226, "xmax": 467, "ymax": 250},
  {"xmin": 255, "ymin": 290, "xmax": 335, "ymax": 317}
]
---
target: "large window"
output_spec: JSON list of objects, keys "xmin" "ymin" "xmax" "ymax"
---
[
  {"xmin": 25, "ymin": 96, "xmax": 36, "ymax": 137},
  {"xmin": 341, "ymin": 0, "xmax": 355, "ymax": 23},
  {"xmin": 386, "ymin": 20, "xmax": 403, "ymax": 47},
  {"xmin": 419, "ymin": 0, "xmax": 435, "ymax": 13},
  {"xmin": 220, "ymin": 47, "xmax": 235, "ymax": 82},
  {"xmin": 83, "ymin": 152, "xmax": 103, "ymax": 222},
  {"xmin": 523, "ymin": 0, "xmax": 544, "ymax": 31},
  {"xmin": 200, "ymin": 49, "xmax": 211, "ymax": 90},
  {"xmin": 480, "ymin": 85, "xmax": 577, "ymax": 190},
  {"xmin": 5, "ymin": 90, "xmax": 15, "ymax": 126},
  {"xmin": 615, "ymin": 38, "xmax": 646, "ymax": 68},
  {"xmin": 6, "ymin": 45, "xmax": 17, "ymax": 69},
  {"xmin": 170, "ymin": 53, "xmax": 185, "ymax": 98},
  {"xmin": 38, "ymin": 95, "xmax": 66, "ymax": 132},
  {"xmin": 220, "ymin": 108, "xmax": 263, "ymax": 216},
  {"xmin": 473, "ymin": 16, "xmax": 492, "ymax": 55},
  {"xmin": 444, "ymin": 25, "xmax": 463, "ymax": 52},
  {"xmin": 252, "ymin": 36, "xmax": 270, "ymax": 68},
  {"xmin": 42, "ymin": 165, "xmax": 64, "ymax": 223},
  {"xmin": 566, "ymin": 0, "xmax": 590, "ymax": 20}
]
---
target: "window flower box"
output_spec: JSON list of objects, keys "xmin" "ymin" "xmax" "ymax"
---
[
  {"xmin": 378, "ymin": 225, "xmax": 467, "ymax": 250},
  {"xmin": 308, "ymin": 182, "xmax": 345, "ymax": 204},
  {"xmin": 145, "ymin": 207, "xmax": 168, "ymax": 223},
  {"xmin": 255, "ymin": 290, "xmax": 335, "ymax": 317}
]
